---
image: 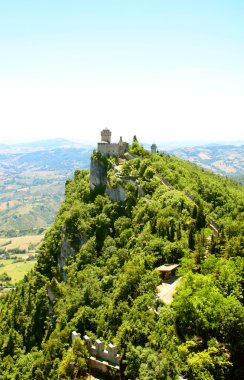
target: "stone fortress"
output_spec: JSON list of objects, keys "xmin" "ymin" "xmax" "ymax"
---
[
  {"xmin": 97, "ymin": 128, "xmax": 129, "ymax": 156},
  {"xmin": 97, "ymin": 128, "xmax": 157, "ymax": 156}
]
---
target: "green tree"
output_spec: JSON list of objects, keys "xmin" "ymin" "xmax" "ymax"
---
[{"xmin": 58, "ymin": 337, "xmax": 89, "ymax": 379}]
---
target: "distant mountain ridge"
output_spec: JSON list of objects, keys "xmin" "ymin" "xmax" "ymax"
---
[{"xmin": 0, "ymin": 138, "xmax": 93, "ymax": 154}]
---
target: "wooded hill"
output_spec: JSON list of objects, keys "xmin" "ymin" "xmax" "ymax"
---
[
  {"xmin": 0, "ymin": 140, "xmax": 243, "ymax": 379},
  {"xmin": 165, "ymin": 144, "xmax": 244, "ymax": 185}
]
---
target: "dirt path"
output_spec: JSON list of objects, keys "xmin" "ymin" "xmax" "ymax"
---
[{"xmin": 157, "ymin": 277, "xmax": 182, "ymax": 304}]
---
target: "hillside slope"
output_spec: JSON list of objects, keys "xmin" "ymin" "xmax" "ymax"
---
[
  {"xmin": 0, "ymin": 142, "xmax": 243, "ymax": 379},
  {"xmin": 165, "ymin": 144, "xmax": 244, "ymax": 184},
  {"xmin": 0, "ymin": 142, "xmax": 92, "ymax": 236}
]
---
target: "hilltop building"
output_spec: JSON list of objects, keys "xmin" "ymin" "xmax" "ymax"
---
[
  {"xmin": 97, "ymin": 128, "xmax": 129, "ymax": 156},
  {"xmin": 151, "ymin": 144, "xmax": 157, "ymax": 153}
]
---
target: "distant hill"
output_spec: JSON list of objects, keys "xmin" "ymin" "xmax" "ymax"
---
[
  {"xmin": 164, "ymin": 144, "xmax": 244, "ymax": 184},
  {"xmin": 0, "ymin": 138, "xmax": 92, "ymax": 154},
  {"xmin": 0, "ymin": 140, "xmax": 93, "ymax": 236}
]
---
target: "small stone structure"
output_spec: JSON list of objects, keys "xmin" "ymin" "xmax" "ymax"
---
[
  {"xmin": 72, "ymin": 332, "xmax": 120, "ymax": 376},
  {"xmin": 151, "ymin": 143, "xmax": 157, "ymax": 153},
  {"xmin": 97, "ymin": 128, "xmax": 129, "ymax": 157},
  {"xmin": 83, "ymin": 334, "xmax": 120, "ymax": 367},
  {"xmin": 72, "ymin": 331, "xmax": 81, "ymax": 342},
  {"xmin": 156, "ymin": 263, "xmax": 179, "ymax": 280}
]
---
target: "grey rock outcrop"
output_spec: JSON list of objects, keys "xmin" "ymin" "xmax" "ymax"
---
[
  {"xmin": 105, "ymin": 184, "xmax": 126, "ymax": 202},
  {"xmin": 90, "ymin": 158, "xmax": 107, "ymax": 190},
  {"xmin": 58, "ymin": 238, "xmax": 75, "ymax": 281},
  {"xmin": 90, "ymin": 156, "xmax": 145, "ymax": 203},
  {"xmin": 47, "ymin": 285, "xmax": 56, "ymax": 302}
]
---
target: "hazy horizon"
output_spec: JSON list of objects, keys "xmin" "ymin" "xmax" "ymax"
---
[{"xmin": 1, "ymin": 135, "xmax": 243, "ymax": 149}]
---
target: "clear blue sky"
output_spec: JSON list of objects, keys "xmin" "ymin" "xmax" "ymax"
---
[{"xmin": 0, "ymin": 0, "xmax": 243, "ymax": 145}]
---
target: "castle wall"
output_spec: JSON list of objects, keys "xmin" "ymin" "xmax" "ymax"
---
[
  {"xmin": 83, "ymin": 334, "xmax": 120, "ymax": 366},
  {"xmin": 72, "ymin": 332, "xmax": 120, "ymax": 378},
  {"xmin": 108, "ymin": 143, "xmax": 121, "ymax": 156},
  {"xmin": 97, "ymin": 142, "xmax": 128, "ymax": 156},
  {"xmin": 119, "ymin": 142, "xmax": 129, "ymax": 156},
  {"xmin": 97, "ymin": 129, "xmax": 129, "ymax": 157},
  {"xmin": 97, "ymin": 142, "xmax": 110, "ymax": 155}
]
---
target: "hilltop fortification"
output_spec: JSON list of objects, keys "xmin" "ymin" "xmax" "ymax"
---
[{"xmin": 97, "ymin": 128, "xmax": 129, "ymax": 156}]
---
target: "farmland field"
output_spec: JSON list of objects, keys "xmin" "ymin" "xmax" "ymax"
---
[
  {"xmin": 0, "ymin": 259, "xmax": 36, "ymax": 284},
  {"xmin": 0, "ymin": 234, "xmax": 44, "ymax": 251},
  {"xmin": 0, "ymin": 139, "xmax": 92, "ymax": 237},
  {"xmin": 0, "ymin": 234, "xmax": 44, "ymax": 286}
]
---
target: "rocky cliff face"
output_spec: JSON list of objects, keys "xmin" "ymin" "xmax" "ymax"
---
[
  {"xmin": 90, "ymin": 158, "xmax": 107, "ymax": 190},
  {"xmin": 105, "ymin": 183, "xmax": 126, "ymax": 202},
  {"xmin": 90, "ymin": 157, "xmax": 127, "ymax": 202},
  {"xmin": 90, "ymin": 157, "xmax": 144, "ymax": 202}
]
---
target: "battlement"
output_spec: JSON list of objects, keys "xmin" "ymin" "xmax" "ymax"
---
[
  {"xmin": 83, "ymin": 334, "xmax": 120, "ymax": 366},
  {"xmin": 101, "ymin": 128, "xmax": 112, "ymax": 143},
  {"xmin": 72, "ymin": 331, "xmax": 120, "ymax": 377},
  {"xmin": 72, "ymin": 331, "xmax": 119, "ymax": 366}
]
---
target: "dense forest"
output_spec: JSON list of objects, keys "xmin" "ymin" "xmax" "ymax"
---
[{"xmin": 0, "ymin": 140, "xmax": 243, "ymax": 379}]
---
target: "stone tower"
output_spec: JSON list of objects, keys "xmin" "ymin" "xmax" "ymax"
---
[
  {"xmin": 101, "ymin": 128, "xmax": 111, "ymax": 143},
  {"xmin": 151, "ymin": 144, "xmax": 157, "ymax": 153}
]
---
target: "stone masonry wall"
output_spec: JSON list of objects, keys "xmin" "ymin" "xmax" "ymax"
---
[{"xmin": 72, "ymin": 331, "xmax": 120, "ymax": 367}]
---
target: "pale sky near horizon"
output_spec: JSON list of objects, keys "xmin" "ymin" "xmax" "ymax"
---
[{"xmin": 0, "ymin": 0, "xmax": 243, "ymax": 145}]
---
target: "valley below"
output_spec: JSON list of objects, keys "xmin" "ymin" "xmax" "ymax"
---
[{"xmin": 0, "ymin": 139, "xmax": 92, "ymax": 237}]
